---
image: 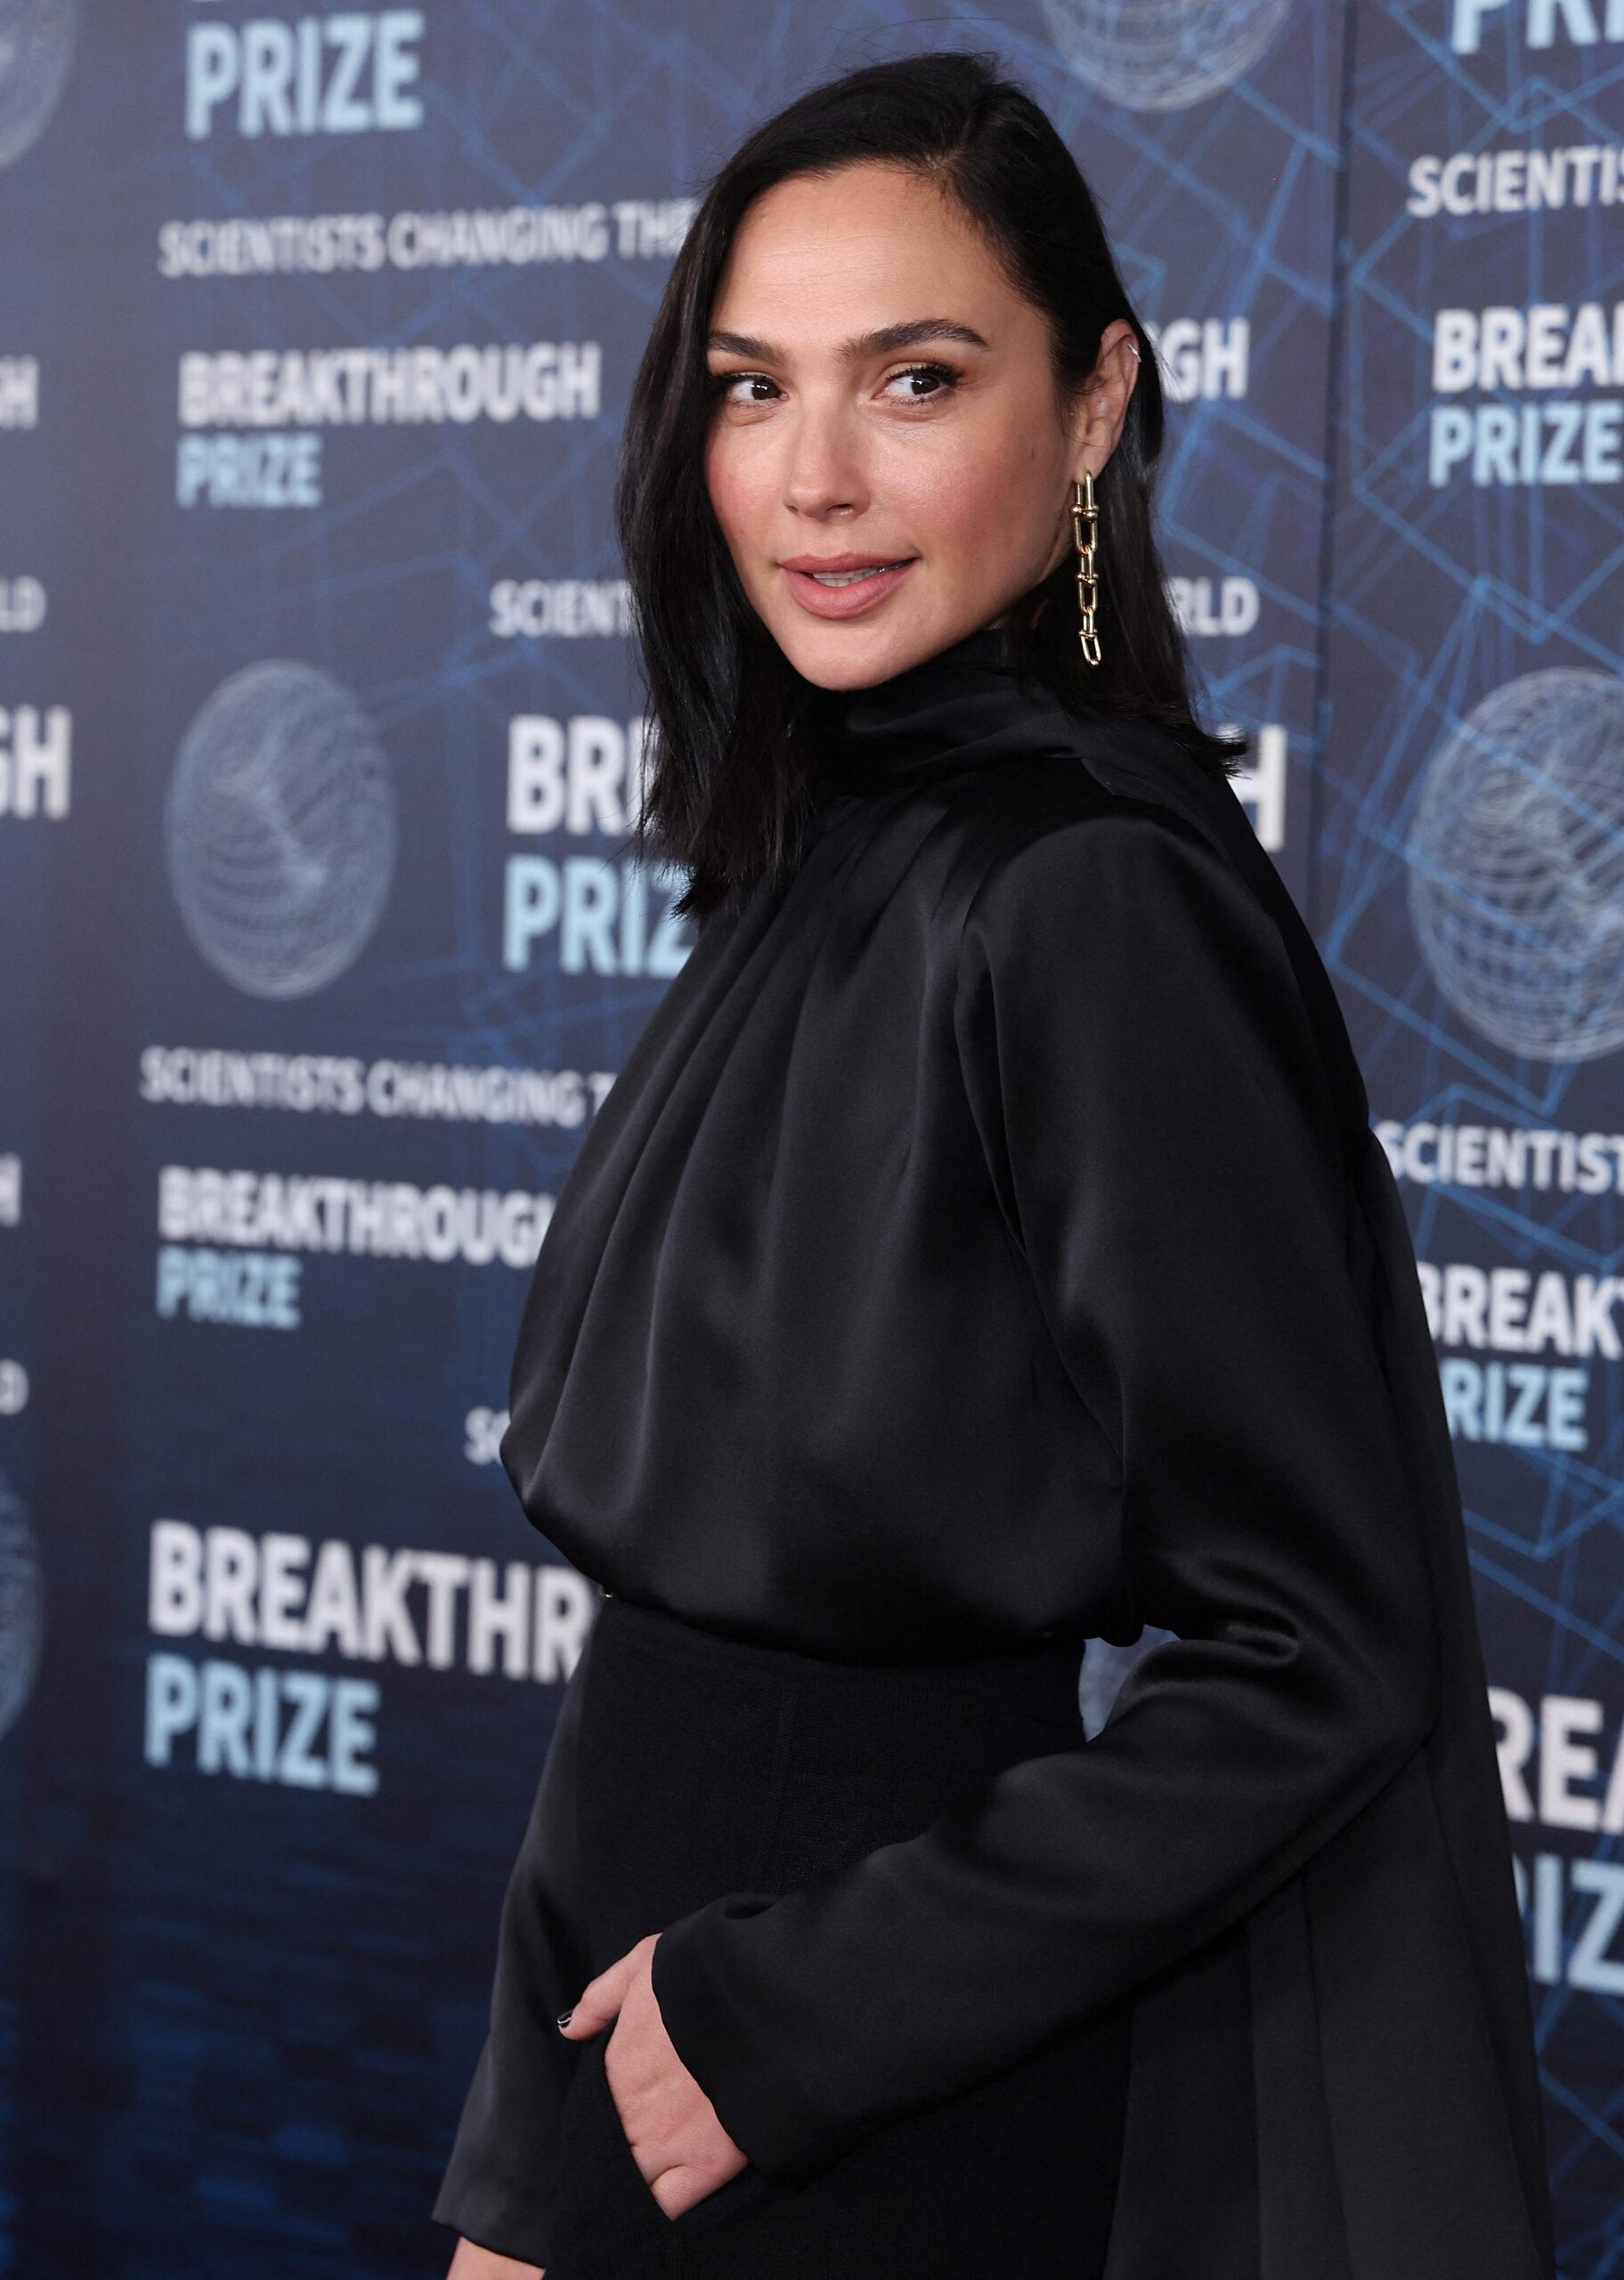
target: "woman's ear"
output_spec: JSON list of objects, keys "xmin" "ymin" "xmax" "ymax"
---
[{"xmin": 1071, "ymin": 320, "xmax": 1141, "ymax": 482}]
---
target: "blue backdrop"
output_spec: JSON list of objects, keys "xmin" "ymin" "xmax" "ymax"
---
[{"xmin": 1, "ymin": 3, "xmax": 1619, "ymax": 2272}]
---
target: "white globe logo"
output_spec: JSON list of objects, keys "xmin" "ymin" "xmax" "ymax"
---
[
  {"xmin": 0, "ymin": 0, "xmax": 78, "ymax": 169},
  {"xmin": 1038, "ymin": 0, "xmax": 1292, "ymax": 111},
  {"xmin": 0, "ymin": 1472, "xmax": 42, "ymax": 1741},
  {"xmin": 1406, "ymin": 671, "xmax": 1624, "ymax": 1064},
  {"xmin": 166, "ymin": 661, "xmax": 398, "ymax": 999}
]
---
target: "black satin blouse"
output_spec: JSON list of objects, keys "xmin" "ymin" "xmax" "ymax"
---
[
  {"xmin": 495, "ymin": 625, "xmax": 1555, "ymax": 2276},
  {"xmin": 501, "ymin": 625, "xmax": 1402, "ymax": 1666}
]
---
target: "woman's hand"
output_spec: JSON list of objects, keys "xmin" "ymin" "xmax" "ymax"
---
[
  {"xmin": 446, "ymin": 2236, "xmax": 541, "ymax": 2276},
  {"xmin": 557, "ymin": 1931, "xmax": 751, "ymax": 2219}
]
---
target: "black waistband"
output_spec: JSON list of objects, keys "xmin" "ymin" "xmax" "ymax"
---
[{"xmin": 594, "ymin": 1590, "xmax": 1086, "ymax": 1710}]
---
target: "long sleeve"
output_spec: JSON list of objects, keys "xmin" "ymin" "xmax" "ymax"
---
[{"xmin": 649, "ymin": 801, "xmax": 1441, "ymax": 2184}]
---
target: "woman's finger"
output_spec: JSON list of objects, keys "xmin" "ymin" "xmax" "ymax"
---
[{"xmin": 555, "ymin": 1934, "xmax": 645, "ymax": 2037}]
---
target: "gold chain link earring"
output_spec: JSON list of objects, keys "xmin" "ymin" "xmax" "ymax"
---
[{"xmin": 1071, "ymin": 470, "xmax": 1101, "ymax": 666}]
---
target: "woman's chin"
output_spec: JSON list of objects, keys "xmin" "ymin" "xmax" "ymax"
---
[{"xmin": 771, "ymin": 610, "xmax": 952, "ymax": 693}]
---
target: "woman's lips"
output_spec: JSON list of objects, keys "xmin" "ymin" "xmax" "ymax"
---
[{"xmin": 781, "ymin": 558, "xmax": 918, "ymax": 619}]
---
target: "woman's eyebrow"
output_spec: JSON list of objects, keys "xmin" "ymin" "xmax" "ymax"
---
[{"xmin": 704, "ymin": 318, "xmax": 991, "ymax": 362}]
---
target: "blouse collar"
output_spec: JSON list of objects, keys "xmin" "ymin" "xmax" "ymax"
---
[{"xmin": 803, "ymin": 623, "xmax": 1093, "ymax": 788}]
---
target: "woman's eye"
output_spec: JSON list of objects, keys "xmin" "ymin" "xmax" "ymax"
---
[
  {"xmin": 881, "ymin": 362, "xmax": 959, "ymax": 403},
  {"xmin": 710, "ymin": 370, "xmax": 782, "ymax": 405}
]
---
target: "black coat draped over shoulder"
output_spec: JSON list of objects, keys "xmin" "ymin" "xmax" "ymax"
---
[{"xmin": 499, "ymin": 625, "xmax": 1555, "ymax": 2280}]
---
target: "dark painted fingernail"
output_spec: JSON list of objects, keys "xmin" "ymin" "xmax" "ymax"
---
[{"xmin": 556, "ymin": 2009, "xmax": 573, "ymax": 2029}]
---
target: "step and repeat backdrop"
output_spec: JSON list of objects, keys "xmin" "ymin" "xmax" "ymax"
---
[{"xmin": 0, "ymin": 2, "xmax": 1619, "ymax": 2273}]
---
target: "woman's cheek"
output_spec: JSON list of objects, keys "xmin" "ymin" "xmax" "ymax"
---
[
  {"xmin": 703, "ymin": 437, "xmax": 766, "ymax": 582},
  {"xmin": 897, "ymin": 452, "xmax": 1013, "ymax": 579}
]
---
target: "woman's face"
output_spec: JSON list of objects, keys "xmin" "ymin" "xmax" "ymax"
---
[{"xmin": 702, "ymin": 160, "xmax": 1140, "ymax": 691}]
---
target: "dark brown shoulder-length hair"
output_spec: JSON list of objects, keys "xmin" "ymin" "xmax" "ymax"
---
[{"xmin": 615, "ymin": 48, "xmax": 1251, "ymax": 924}]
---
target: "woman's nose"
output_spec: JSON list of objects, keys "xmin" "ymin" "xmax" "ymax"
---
[{"xmin": 781, "ymin": 405, "xmax": 868, "ymax": 519}]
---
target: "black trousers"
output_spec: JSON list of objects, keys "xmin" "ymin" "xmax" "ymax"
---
[{"xmin": 433, "ymin": 1592, "xmax": 1132, "ymax": 2276}]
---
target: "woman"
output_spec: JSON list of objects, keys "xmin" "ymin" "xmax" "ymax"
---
[{"xmin": 435, "ymin": 51, "xmax": 1555, "ymax": 2280}]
